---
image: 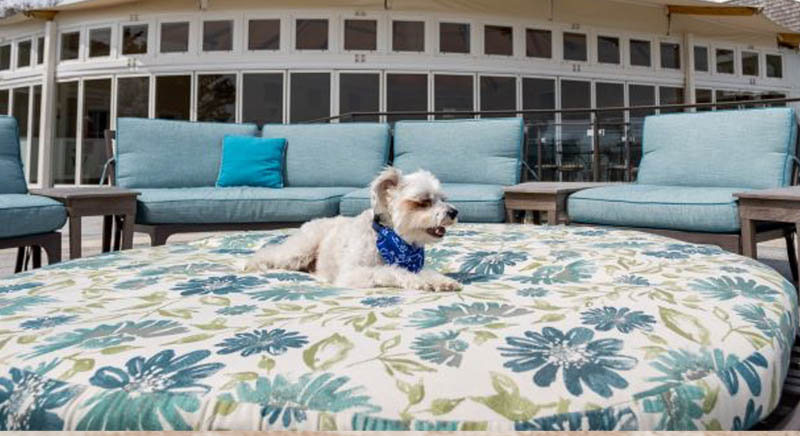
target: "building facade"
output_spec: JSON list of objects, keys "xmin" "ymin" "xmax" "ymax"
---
[{"xmin": 1, "ymin": 0, "xmax": 798, "ymax": 186}]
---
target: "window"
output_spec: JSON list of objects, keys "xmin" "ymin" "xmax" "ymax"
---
[
  {"xmin": 660, "ymin": 42, "xmax": 680, "ymax": 69},
  {"xmin": 434, "ymin": 74, "xmax": 473, "ymax": 119},
  {"xmin": 13, "ymin": 87, "xmax": 30, "ymax": 171},
  {"xmin": 596, "ymin": 82, "xmax": 625, "ymax": 180},
  {"xmin": 89, "ymin": 28, "xmax": 111, "ymax": 58},
  {"xmin": 715, "ymin": 90, "xmax": 739, "ymax": 108},
  {"xmin": 340, "ymin": 73, "xmax": 380, "ymax": 121},
  {"xmin": 60, "ymin": 32, "xmax": 80, "ymax": 60},
  {"xmin": 37, "ymin": 37, "xmax": 44, "ymax": 64},
  {"xmin": 386, "ymin": 73, "xmax": 427, "ymax": 122},
  {"xmin": 563, "ymin": 32, "xmax": 587, "ymax": 62},
  {"xmin": 480, "ymin": 76, "xmax": 516, "ymax": 117},
  {"xmin": 766, "ymin": 54, "xmax": 782, "ymax": 78},
  {"xmin": 597, "ymin": 36, "xmax": 620, "ymax": 64},
  {"xmin": 197, "ymin": 74, "xmax": 236, "ymax": 122},
  {"xmin": 0, "ymin": 45, "xmax": 9, "ymax": 70},
  {"xmin": 243, "ymin": 73, "xmax": 283, "ymax": 125},
  {"xmin": 344, "ymin": 19, "xmax": 377, "ymax": 51},
  {"xmin": 203, "ymin": 20, "xmax": 233, "ymax": 51},
  {"xmin": 248, "ymin": 19, "xmax": 280, "ymax": 51},
  {"xmin": 526, "ymin": 28, "xmax": 551, "ymax": 58},
  {"xmin": 0, "ymin": 90, "xmax": 7, "ymax": 114},
  {"xmin": 161, "ymin": 22, "xmax": 190, "ymax": 53},
  {"xmin": 694, "ymin": 46, "xmax": 708, "ymax": 72},
  {"xmin": 522, "ymin": 78, "xmax": 556, "ymax": 175},
  {"xmin": 659, "ymin": 86, "xmax": 684, "ymax": 113},
  {"xmin": 17, "ymin": 40, "xmax": 31, "ymax": 67},
  {"xmin": 392, "ymin": 20, "xmax": 424, "ymax": 52},
  {"xmin": 290, "ymin": 72, "xmax": 330, "ymax": 122},
  {"xmin": 742, "ymin": 51, "xmax": 758, "ymax": 76},
  {"xmin": 560, "ymin": 79, "xmax": 592, "ymax": 180},
  {"xmin": 716, "ymin": 48, "xmax": 734, "ymax": 74},
  {"xmin": 155, "ymin": 75, "xmax": 191, "ymax": 120},
  {"xmin": 296, "ymin": 19, "xmax": 328, "ymax": 50},
  {"xmin": 82, "ymin": 78, "xmax": 111, "ymax": 184},
  {"xmin": 630, "ymin": 39, "xmax": 651, "ymax": 67},
  {"xmin": 117, "ymin": 76, "xmax": 149, "ymax": 118},
  {"xmin": 696, "ymin": 88, "xmax": 713, "ymax": 111},
  {"xmin": 122, "ymin": 24, "xmax": 148, "ymax": 55},
  {"xmin": 54, "ymin": 81, "xmax": 78, "ymax": 184},
  {"xmin": 439, "ymin": 22, "xmax": 470, "ymax": 54},
  {"xmin": 484, "ymin": 25, "xmax": 512, "ymax": 56},
  {"xmin": 30, "ymin": 85, "xmax": 41, "ymax": 183},
  {"xmin": 628, "ymin": 84, "xmax": 655, "ymax": 165}
]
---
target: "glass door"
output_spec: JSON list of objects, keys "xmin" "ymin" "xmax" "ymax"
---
[
  {"xmin": 559, "ymin": 79, "xmax": 591, "ymax": 181},
  {"xmin": 595, "ymin": 81, "xmax": 626, "ymax": 181}
]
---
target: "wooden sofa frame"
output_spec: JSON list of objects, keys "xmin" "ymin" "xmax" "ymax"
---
[{"xmin": 1, "ymin": 232, "xmax": 62, "ymax": 273}]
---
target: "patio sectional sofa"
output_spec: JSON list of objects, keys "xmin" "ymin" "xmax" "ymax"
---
[{"xmin": 110, "ymin": 117, "xmax": 523, "ymax": 245}]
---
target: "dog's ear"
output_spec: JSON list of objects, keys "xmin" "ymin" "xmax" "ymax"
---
[{"xmin": 370, "ymin": 167, "xmax": 401, "ymax": 216}]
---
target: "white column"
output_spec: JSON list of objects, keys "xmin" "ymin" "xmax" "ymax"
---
[
  {"xmin": 684, "ymin": 32, "xmax": 696, "ymax": 106},
  {"xmin": 37, "ymin": 19, "xmax": 58, "ymax": 188}
]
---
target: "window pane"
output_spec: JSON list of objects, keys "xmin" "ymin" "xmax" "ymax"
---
[
  {"xmin": 392, "ymin": 20, "xmax": 424, "ymax": 52},
  {"xmin": 659, "ymin": 86, "xmax": 684, "ymax": 113},
  {"xmin": 340, "ymin": 73, "xmax": 379, "ymax": 122},
  {"xmin": 203, "ymin": 20, "xmax": 233, "ymax": 51},
  {"xmin": 161, "ymin": 22, "xmax": 190, "ymax": 53},
  {"xmin": 12, "ymin": 87, "xmax": 30, "ymax": 174},
  {"xmin": 60, "ymin": 32, "xmax": 79, "ymax": 60},
  {"xmin": 0, "ymin": 90, "xmax": 7, "ymax": 114},
  {"xmin": 296, "ymin": 19, "xmax": 328, "ymax": 50},
  {"xmin": 596, "ymin": 82, "xmax": 625, "ymax": 181},
  {"xmin": 561, "ymin": 80, "xmax": 591, "ymax": 180},
  {"xmin": 484, "ymin": 25, "xmax": 512, "ymax": 56},
  {"xmin": 55, "ymin": 81, "xmax": 78, "ymax": 184},
  {"xmin": 122, "ymin": 24, "xmax": 148, "ymax": 55},
  {"xmin": 386, "ymin": 73, "xmax": 427, "ymax": 122},
  {"xmin": 439, "ymin": 22, "xmax": 470, "ymax": 54},
  {"xmin": 742, "ymin": 51, "xmax": 758, "ymax": 76},
  {"xmin": 767, "ymin": 54, "xmax": 783, "ymax": 78},
  {"xmin": 37, "ymin": 37, "xmax": 45, "ymax": 64},
  {"xmin": 0, "ymin": 45, "xmax": 9, "ymax": 70},
  {"xmin": 596, "ymin": 82, "xmax": 624, "ymax": 117},
  {"xmin": 561, "ymin": 80, "xmax": 590, "ymax": 121},
  {"xmin": 694, "ymin": 46, "xmax": 708, "ymax": 72},
  {"xmin": 290, "ymin": 72, "xmax": 330, "ymax": 122},
  {"xmin": 243, "ymin": 73, "xmax": 283, "ymax": 125},
  {"xmin": 117, "ymin": 76, "xmax": 149, "ymax": 118},
  {"xmin": 696, "ymin": 88, "xmax": 713, "ymax": 111},
  {"xmin": 716, "ymin": 48, "xmax": 734, "ymax": 74},
  {"xmin": 89, "ymin": 27, "xmax": 111, "ymax": 57},
  {"xmin": 563, "ymin": 32, "xmax": 587, "ymax": 61},
  {"xmin": 435, "ymin": 74, "xmax": 473, "ymax": 119},
  {"xmin": 197, "ymin": 74, "xmax": 237, "ymax": 122},
  {"xmin": 30, "ymin": 85, "xmax": 41, "ymax": 183},
  {"xmin": 522, "ymin": 77, "xmax": 556, "ymax": 178},
  {"xmin": 248, "ymin": 19, "xmax": 280, "ymax": 50},
  {"xmin": 480, "ymin": 76, "xmax": 515, "ymax": 117},
  {"xmin": 344, "ymin": 19, "xmax": 376, "ymax": 51},
  {"xmin": 597, "ymin": 36, "xmax": 619, "ymax": 64},
  {"xmin": 630, "ymin": 39, "xmax": 651, "ymax": 67},
  {"xmin": 155, "ymin": 75, "xmax": 190, "ymax": 120},
  {"xmin": 660, "ymin": 42, "xmax": 680, "ymax": 69},
  {"xmin": 526, "ymin": 28, "xmax": 551, "ymax": 58},
  {"xmin": 81, "ymin": 78, "xmax": 111, "ymax": 184},
  {"xmin": 17, "ymin": 40, "xmax": 31, "ymax": 67}
]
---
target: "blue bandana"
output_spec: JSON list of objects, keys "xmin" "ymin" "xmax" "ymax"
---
[{"xmin": 372, "ymin": 218, "xmax": 425, "ymax": 273}]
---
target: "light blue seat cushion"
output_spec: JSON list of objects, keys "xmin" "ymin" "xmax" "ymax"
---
[
  {"xmin": 0, "ymin": 194, "xmax": 67, "ymax": 238},
  {"xmin": 262, "ymin": 123, "xmax": 390, "ymax": 187},
  {"xmin": 393, "ymin": 118, "xmax": 523, "ymax": 186},
  {"xmin": 135, "ymin": 187, "xmax": 354, "ymax": 224},
  {"xmin": 568, "ymin": 185, "xmax": 745, "ymax": 233},
  {"xmin": 0, "ymin": 116, "xmax": 27, "ymax": 194},
  {"xmin": 340, "ymin": 183, "xmax": 506, "ymax": 223},
  {"xmin": 116, "ymin": 118, "xmax": 259, "ymax": 189},
  {"xmin": 638, "ymin": 108, "xmax": 798, "ymax": 189}
]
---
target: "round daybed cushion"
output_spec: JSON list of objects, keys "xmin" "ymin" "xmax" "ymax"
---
[{"xmin": 0, "ymin": 224, "xmax": 795, "ymax": 430}]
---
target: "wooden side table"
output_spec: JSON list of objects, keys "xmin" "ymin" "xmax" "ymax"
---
[
  {"xmin": 503, "ymin": 182, "xmax": 611, "ymax": 224},
  {"xmin": 30, "ymin": 188, "xmax": 139, "ymax": 259},
  {"xmin": 735, "ymin": 187, "xmax": 800, "ymax": 283}
]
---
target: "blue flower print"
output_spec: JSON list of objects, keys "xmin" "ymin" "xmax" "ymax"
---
[
  {"xmin": 0, "ymin": 282, "xmax": 43, "ymax": 295},
  {"xmin": 249, "ymin": 285, "xmax": 338, "ymax": 302},
  {"xmin": 459, "ymin": 251, "xmax": 528, "ymax": 275},
  {"xmin": 581, "ymin": 307, "xmax": 656, "ymax": 333},
  {"xmin": 216, "ymin": 305, "xmax": 258, "ymax": 316},
  {"xmin": 641, "ymin": 384, "xmax": 705, "ymax": 430},
  {"xmin": 411, "ymin": 330, "xmax": 469, "ymax": 367},
  {"xmin": 29, "ymin": 320, "xmax": 187, "ymax": 357},
  {"xmin": 517, "ymin": 288, "xmax": 548, "ymax": 298},
  {"xmin": 690, "ymin": 276, "xmax": 778, "ymax": 302},
  {"xmin": 444, "ymin": 272, "xmax": 498, "ymax": 284},
  {"xmin": 360, "ymin": 296, "xmax": 403, "ymax": 308},
  {"xmin": 410, "ymin": 302, "xmax": 532, "ymax": 329},
  {"xmin": 617, "ymin": 275, "xmax": 650, "ymax": 286},
  {"xmin": 515, "ymin": 406, "xmax": 638, "ymax": 430},
  {"xmin": 216, "ymin": 329, "xmax": 308, "ymax": 357},
  {"xmin": 733, "ymin": 399, "xmax": 762, "ymax": 430},
  {"xmin": 264, "ymin": 272, "xmax": 315, "ymax": 282},
  {"xmin": 0, "ymin": 367, "xmax": 83, "ymax": 430},
  {"xmin": 20, "ymin": 315, "xmax": 78, "ymax": 330},
  {"xmin": 499, "ymin": 327, "xmax": 637, "ymax": 398},
  {"xmin": 0, "ymin": 296, "xmax": 56, "ymax": 316},
  {"xmin": 172, "ymin": 275, "xmax": 266, "ymax": 296}
]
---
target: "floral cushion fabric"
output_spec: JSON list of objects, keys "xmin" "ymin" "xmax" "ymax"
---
[{"xmin": 0, "ymin": 224, "xmax": 795, "ymax": 431}]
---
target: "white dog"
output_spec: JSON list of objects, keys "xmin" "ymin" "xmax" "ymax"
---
[{"xmin": 246, "ymin": 168, "xmax": 462, "ymax": 292}]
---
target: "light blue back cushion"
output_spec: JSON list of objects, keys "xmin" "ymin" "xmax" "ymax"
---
[
  {"xmin": 0, "ymin": 116, "xmax": 27, "ymax": 194},
  {"xmin": 116, "ymin": 118, "xmax": 258, "ymax": 189},
  {"xmin": 262, "ymin": 123, "xmax": 390, "ymax": 187},
  {"xmin": 393, "ymin": 118, "xmax": 523, "ymax": 185},
  {"xmin": 638, "ymin": 108, "xmax": 798, "ymax": 189}
]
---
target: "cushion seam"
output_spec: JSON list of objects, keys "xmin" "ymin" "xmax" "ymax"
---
[{"xmin": 570, "ymin": 197, "xmax": 736, "ymax": 206}]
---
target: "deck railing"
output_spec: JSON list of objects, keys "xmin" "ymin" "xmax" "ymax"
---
[{"xmin": 306, "ymin": 97, "xmax": 800, "ymax": 183}]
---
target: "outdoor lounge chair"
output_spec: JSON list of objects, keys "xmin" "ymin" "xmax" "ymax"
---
[{"xmin": 0, "ymin": 116, "xmax": 64, "ymax": 272}]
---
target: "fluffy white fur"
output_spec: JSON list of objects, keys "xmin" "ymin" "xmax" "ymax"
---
[{"xmin": 245, "ymin": 168, "xmax": 462, "ymax": 292}]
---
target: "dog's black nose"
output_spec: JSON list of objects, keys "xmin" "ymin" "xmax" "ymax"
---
[{"xmin": 447, "ymin": 208, "xmax": 459, "ymax": 219}]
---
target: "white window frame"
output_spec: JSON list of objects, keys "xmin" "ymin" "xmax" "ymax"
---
[
  {"xmin": 627, "ymin": 36, "xmax": 655, "ymax": 70},
  {"xmin": 523, "ymin": 26, "xmax": 555, "ymax": 61},
  {"xmin": 113, "ymin": 74, "xmax": 152, "ymax": 130},
  {"xmin": 57, "ymin": 27, "xmax": 83, "ymax": 63},
  {"xmin": 240, "ymin": 69, "xmax": 287, "ymax": 124},
  {"xmin": 156, "ymin": 17, "xmax": 196, "ymax": 56},
  {"xmin": 740, "ymin": 48, "xmax": 760, "ymax": 78},
  {"xmin": 77, "ymin": 75, "xmax": 113, "ymax": 185},
  {"xmin": 561, "ymin": 28, "xmax": 590, "ymax": 65},
  {"xmin": 432, "ymin": 71, "xmax": 476, "ymax": 117},
  {"xmin": 243, "ymin": 14, "xmax": 284, "ymax": 53},
  {"xmin": 764, "ymin": 51, "xmax": 784, "ymax": 81},
  {"xmin": 477, "ymin": 72, "xmax": 519, "ymax": 116},
  {"xmin": 119, "ymin": 20, "xmax": 153, "ymax": 58},
  {"xmin": 712, "ymin": 44, "xmax": 737, "ymax": 76},
  {"xmin": 595, "ymin": 33, "xmax": 622, "ymax": 66},
  {"xmin": 86, "ymin": 24, "xmax": 115, "ymax": 60},
  {"xmin": 340, "ymin": 14, "xmax": 382, "ymax": 53},
  {"xmin": 435, "ymin": 19, "xmax": 475, "ymax": 57},
  {"xmin": 153, "ymin": 73, "xmax": 194, "ymax": 121},
  {"xmin": 480, "ymin": 22, "xmax": 516, "ymax": 58},
  {"xmin": 199, "ymin": 14, "xmax": 241, "ymax": 54},
  {"xmin": 656, "ymin": 37, "xmax": 682, "ymax": 72},
  {"xmin": 387, "ymin": 17, "xmax": 429, "ymax": 54},
  {"xmin": 14, "ymin": 38, "xmax": 34, "ymax": 70},
  {"xmin": 692, "ymin": 43, "xmax": 711, "ymax": 75},
  {"xmin": 384, "ymin": 70, "xmax": 431, "ymax": 120},
  {"xmin": 292, "ymin": 15, "xmax": 334, "ymax": 53},
  {"xmin": 52, "ymin": 79, "xmax": 80, "ymax": 187},
  {"xmin": 195, "ymin": 70, "xmax": 239, "ymax": 123},
  {"xmin": 335, "ymin": 69, "xmax": 383, "ymax": 121},
  {"xmin": 287, "ymin": 70, "xmax": 334, "ymax": 123}
]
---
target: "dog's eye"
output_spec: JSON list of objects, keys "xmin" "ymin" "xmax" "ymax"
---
[{"xmin": 417, "ymin": 199, "xmax": 432, "ymax": 208}]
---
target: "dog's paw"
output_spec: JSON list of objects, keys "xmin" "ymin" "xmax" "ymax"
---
[
  {"xmin": 244, "ymin": 257, "xmax": 274, "ymax": 273},
  {"xmin": 419, "ymin": 276, "xmax": 462, "ymax": 293}
]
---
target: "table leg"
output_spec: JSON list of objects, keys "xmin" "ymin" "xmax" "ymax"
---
[
  {"xmin": 532, "ymin": 211, "xmax": 541, "ymax": 225},
  {"xmin": 32, "ymin": 246, "xmax": 42, "ymax": 269},
  {"xmin": 69, "ymin": 216, "xmax": 82, "ymax": 259},
  {"xmin": 121, "ymin": 214, "xmax": 135, "ymax": 250},
  {"xmin": 740, "ymin": 217, "xmax": 757, "ymax": 259},
  {"xmin": 14, "ymin": 247, "xmax": 25, "ymax": 273},
  {"xmin": 546, "ymin": 208, "xmax": 558, "ymax": 225},
  {"xmin": 506, "ymin": 209, "xmax": 515, "ymax": 224},
  {"xmin": 102, "ymin": 215, "xmax": 112, "ymax": 253}
]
